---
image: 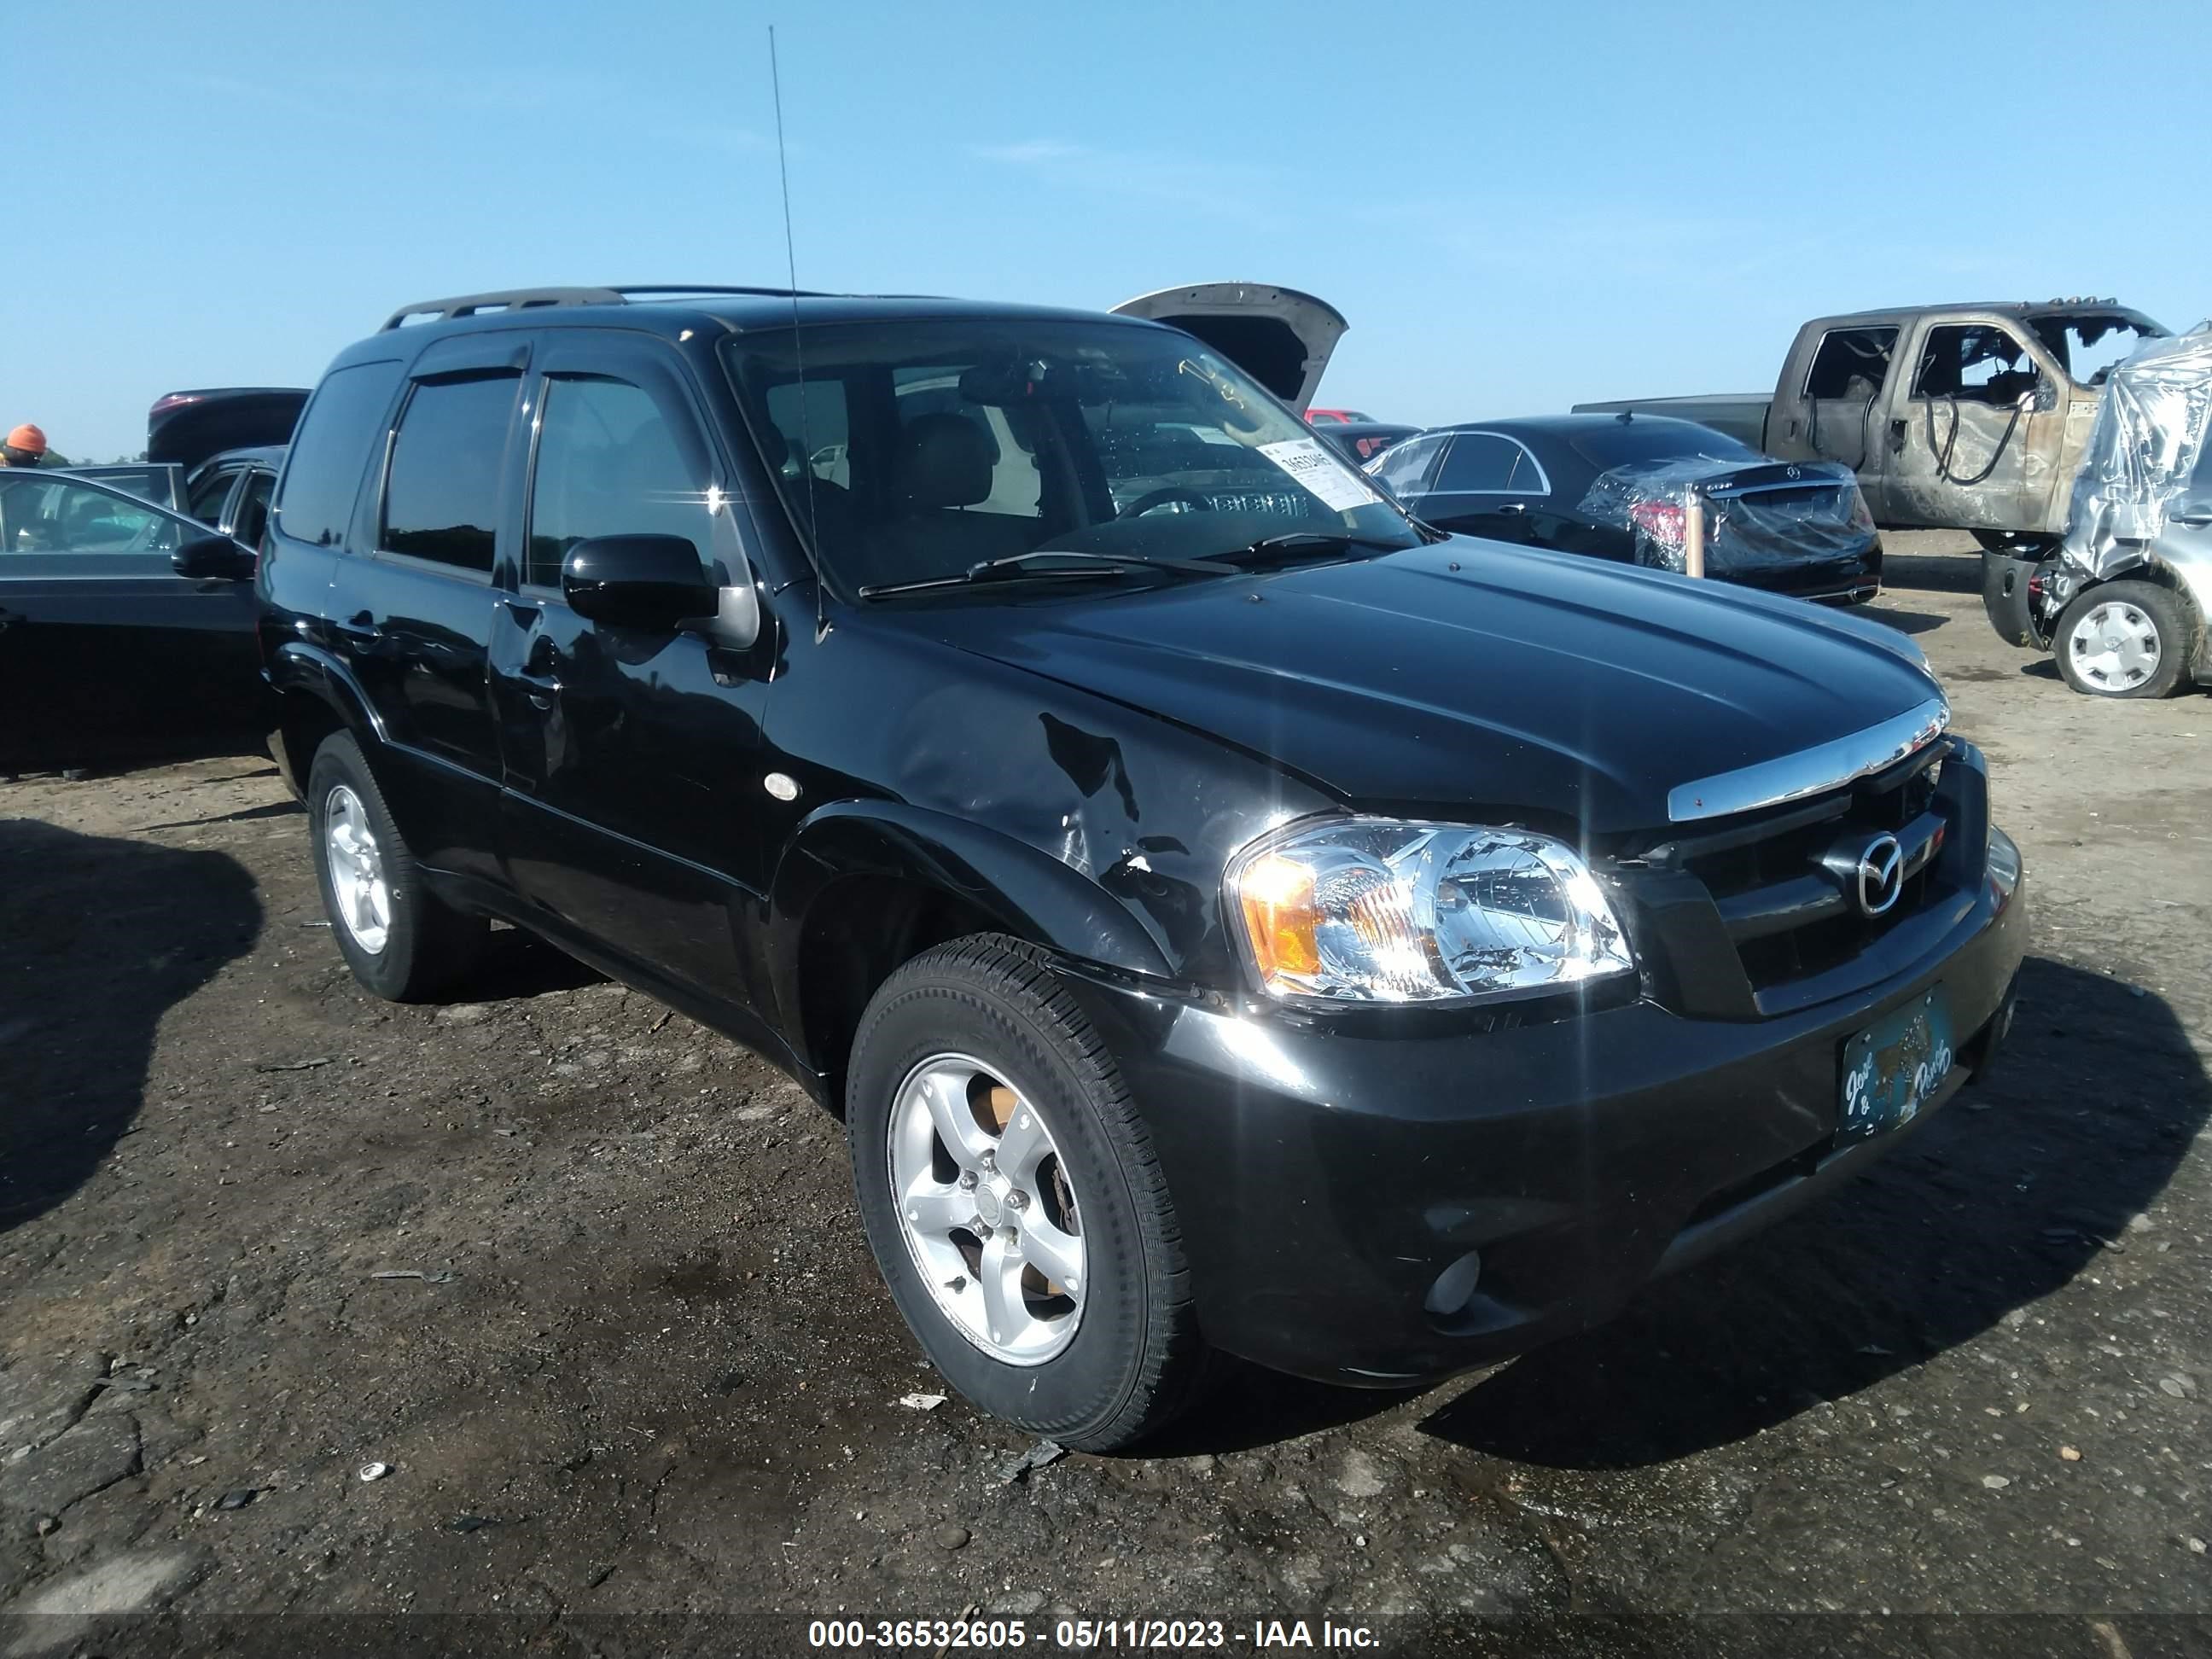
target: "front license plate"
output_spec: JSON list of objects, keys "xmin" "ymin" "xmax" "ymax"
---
[{"xmin": 1838, "ymin": 987, "xmax": 1956, "ymax": 1144}]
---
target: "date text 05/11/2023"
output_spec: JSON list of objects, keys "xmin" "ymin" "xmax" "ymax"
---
[{"xmin": 805, "ymin": 1616, "xmax": 1381, "ymax": 1648}]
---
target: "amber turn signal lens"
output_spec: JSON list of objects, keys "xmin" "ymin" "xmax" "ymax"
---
[{"xmin": 1237, "ymin": 853, "xmax": 1318, "ymax": 985}]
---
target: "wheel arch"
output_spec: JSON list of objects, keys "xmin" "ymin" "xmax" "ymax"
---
[
  {"xmin": 770, "ymin": 801, "xmax": 1177, "ymax": 1103},
  {"xmin": 265, "ymin": 641, "xmax": 385, "ymax": 798}
]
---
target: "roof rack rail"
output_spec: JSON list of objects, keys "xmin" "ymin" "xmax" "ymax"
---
[
  {"xmin": 380, "ymin": 283, "xmax": 832, "ymax": 332},
  {"xmin": 380, "ymin": 288, "xmax": 623, "ymax": 331},
  {"xmin": 609, "ymin": 284, "xmax": 830, "ymax": 301}
]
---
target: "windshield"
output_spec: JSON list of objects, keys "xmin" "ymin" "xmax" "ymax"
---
[
  {"xmin": 722, "ymin": 317, "xmax": 1423, "ymax": 596},
  {"xmin": 2029, "ymin": 312, "xmax": 2167, "ymax": 387}
]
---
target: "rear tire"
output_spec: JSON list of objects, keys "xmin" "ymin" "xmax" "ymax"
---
[
  {"xmin": 306, "ymin": 731, "xmax": 487, "ymax": 1000},
  {"xmin": 846, "ymin": 934, "xmax": 1213, "ymax": 1452},
  {"xmin": 2053, "ymin": 580, "xmax": 2194, "ymax": 699}
]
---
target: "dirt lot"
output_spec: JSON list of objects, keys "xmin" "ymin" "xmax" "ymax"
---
[{"xmin": 3, "ymin": 537, "xmax": 2209, "ymax": 1655}]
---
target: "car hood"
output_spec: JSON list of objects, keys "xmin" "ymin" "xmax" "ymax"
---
[
  {"xmin": 917, "ymin": 540, "xmax": 1942, "ymax": 836},
  {"xmin": 1109, "ymin": 282, "xmax": 1348, "ymax": 413}
]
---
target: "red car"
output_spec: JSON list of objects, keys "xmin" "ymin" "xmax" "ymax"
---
[{"xmin": 1306, "ymin": 407, "xmax": 1377, "ymax": 425}]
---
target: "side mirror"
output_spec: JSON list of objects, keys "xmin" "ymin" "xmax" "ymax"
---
[
  {"xmin": 173, "ymin": 533, "xmax": 256, "ymax": 581},
  {"xmin": 561, "ymin": 535, "xmax": 717, "ymax": 632}
]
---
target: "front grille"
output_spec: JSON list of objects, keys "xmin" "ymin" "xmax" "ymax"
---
[{"xmin": 1674, "ymin": 743, "xmax": 1950, "ymax": 995}]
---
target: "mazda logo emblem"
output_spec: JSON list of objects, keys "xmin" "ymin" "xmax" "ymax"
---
[{"xmin": 1856, "ymin": 834, "xmax": 1904, "ymax": 917}]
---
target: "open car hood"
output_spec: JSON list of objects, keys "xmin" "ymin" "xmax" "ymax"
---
[
  {"xmin": 146, "ymin": 387, "xmax": 310, "ymax": 470},
  {"xmin": 1110, "ymin": 282, "xmax": 1347, "ymax": 413}
]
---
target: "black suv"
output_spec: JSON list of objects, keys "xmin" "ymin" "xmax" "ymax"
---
[{"xmin": 261, "ymin": 284, "xmax": 2028, "ymax": 1449}]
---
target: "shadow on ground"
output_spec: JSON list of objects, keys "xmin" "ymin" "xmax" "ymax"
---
[
  {"xmin": 1858, "ymin": 604, "xmax": 1948, "ymax": 637},
  {"xmin": 470, "ymin": 923, "xmax": 607, "ymax": 1000},
  {"xmin": 1418, "ymin": 958, "xmax": 2204, "ymax": 1467},
  {"xmin": 0, "ymin": 819, "xmax": 259, "ymax": 1231},
  {"xmin": 1883, "ymin": 551, "xmax": 1983, "ymax": 596}
]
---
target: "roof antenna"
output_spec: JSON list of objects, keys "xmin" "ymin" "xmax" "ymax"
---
[{"xmin": 770, "ymin": 24, "xmax": 830, "ymax": 643}]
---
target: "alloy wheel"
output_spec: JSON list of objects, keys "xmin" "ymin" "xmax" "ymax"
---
[
  {"xmin": 323, "ymin": 783, "xmax": 393, "ymax": 954},
  {"xmin": 888, "ymin": 1053, "xmax": 1086, "ymax": 1365}
]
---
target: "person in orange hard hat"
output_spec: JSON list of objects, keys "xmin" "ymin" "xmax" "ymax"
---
[{"xmin": 1, "ymin": 424, "xmax": 48, "ymax": 466}]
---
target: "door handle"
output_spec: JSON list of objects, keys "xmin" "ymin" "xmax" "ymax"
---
[
  {"xmin": 515, "ymin": 642, "xmax": 563, "ymax": 708},
  {"xmin": 1496, "ymin": 503, "xmax": 1527, "ymax": 515},
  {"xmin": 334, "ymin": 611, "xmax": 382, "ymax": 644},
  {"xmin": 2172, "ymin": 510, "xmax": 2212, "ymax": 527}
]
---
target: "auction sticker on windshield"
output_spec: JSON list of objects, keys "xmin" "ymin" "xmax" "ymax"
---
[{"xmin": 1258, "ymin": 438, "xmax": 1382, "ymax": 512}]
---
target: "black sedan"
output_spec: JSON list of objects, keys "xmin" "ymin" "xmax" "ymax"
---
[
  {"xmin": 1370, "ymin": 414, "xmax": 1883, "ymax": 603},
  {"xmin": 0, "ymin": 472, "xmax": 263, "ymax": 774}
]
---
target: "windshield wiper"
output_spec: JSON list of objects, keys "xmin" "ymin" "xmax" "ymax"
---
[
  {"xmin": 858, "ymin": 548, "xmax": 1238, "ymax": 599},
  {"xmin": 1215, "ymin": 530, "xmax": 1417, "ymax": 567}
]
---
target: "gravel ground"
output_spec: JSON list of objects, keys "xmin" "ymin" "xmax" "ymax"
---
[{"xmin": 2, "ymin": 536, "xmax": 2208, "ymax": 1656}]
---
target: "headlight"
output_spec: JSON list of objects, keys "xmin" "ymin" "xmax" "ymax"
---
[{"xmin": 1225, "ymin": 818, "xmax": 1635, "ymax": 1005}]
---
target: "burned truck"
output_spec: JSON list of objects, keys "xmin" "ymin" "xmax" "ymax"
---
[
  {"xmin": 1577, "ymin": 300, "xmax": 2166, "ymax": 550},
  {"xmin": 1982, "ymin": 324, "xmax": 2212, "ymax": 699}
]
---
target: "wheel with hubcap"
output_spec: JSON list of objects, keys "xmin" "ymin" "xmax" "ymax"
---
[
  {"xmin": 2053, "ymin": 579, "xmax": 2194, "ymax": 699},
  {"xmin": 847, "ymin": 935, "xmax": 1213, "ymax": 1450},
  {"xmin": 306, "ymin": 731, "xmax": 487, "ymax": 1000}
]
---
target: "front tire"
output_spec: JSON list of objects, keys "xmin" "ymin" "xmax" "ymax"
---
[
  {"xmin": 846, "ymin": 935, "xmax": 1212, "ymax": 1451},
  {"xmin": 2053, "ymin": 580, "xmax": 2194, "ymax": 699},
  {"xmin": 306, "ymin": 732, "xmax": 487, "ymax": 1000}
]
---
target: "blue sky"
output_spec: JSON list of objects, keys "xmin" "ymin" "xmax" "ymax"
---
[{"xmin": 15, "ymin": 0, "xmax": 2209, "ymax": 458}]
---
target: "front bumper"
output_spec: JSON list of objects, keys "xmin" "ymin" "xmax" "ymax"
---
[{"xmin": 1059, "ymin": 826, "xmax": 2027, "ymax": 1388}]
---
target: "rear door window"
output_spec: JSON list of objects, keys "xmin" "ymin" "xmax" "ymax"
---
[
  {"xmin": 1804, "ymin": 328, "xmax": 1899, "ymax": 399},
  {"xmin": 381, "ymin": 374, "xmax": 521, "ymax": 573},
  {"xmin": 1435, "ymin": 433, "xmax": 1535, "ymax": 493},
  {"xmin": 276, "ymin": 359, "xmax": 405, "ymax": 548}
]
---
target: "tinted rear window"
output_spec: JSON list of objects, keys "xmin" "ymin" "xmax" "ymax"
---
[
  {"xmin": 381, "ymin": 374, "xmax": 519, "ymax": 572},
  {"xmin": 1569, "ymin": 422, "xmax": 1756, "ymax": 471},
  {"xmin": 276, "ymin": 360, "xmax": 404, "ymax": 547}
]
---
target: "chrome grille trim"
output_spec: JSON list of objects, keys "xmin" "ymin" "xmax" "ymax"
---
[{"xmin": 1667, "ymin": 696, "xmax": 1950, "ymax": 824}]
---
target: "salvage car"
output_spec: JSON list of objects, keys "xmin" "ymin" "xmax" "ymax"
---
[
  {"xmin": 260, "ymin": 283, "xmax": 2026, "ymax": 1450},
  {"xmin": 1576, "ymin": 300, "xmax": 2165, "ymax": 550},
  {"xmin": 1371, "ymin": 414, "xmax": 1882, "ymax": 603},
  {"xmin": 0, "ymin": 472, "xmax": 265, "ymax": 772},
  {"xmin": 1984, "ymin": 324, "xmax": 2212, "ymax": 697}
]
